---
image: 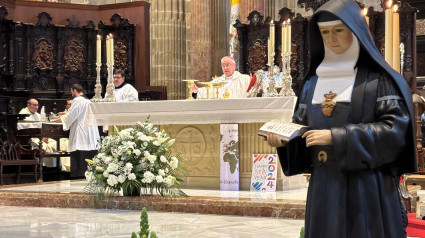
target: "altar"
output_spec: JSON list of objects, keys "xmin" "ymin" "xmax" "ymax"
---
[{"xmin": 84, "ymin": 97, "xmax": 306, "ymax": 190}]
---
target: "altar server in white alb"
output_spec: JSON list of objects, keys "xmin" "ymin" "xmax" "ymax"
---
[
  {"xmin": 105, "ymin": 70, "xmax": 139, "ymax": 102},
  {"xmin": 58, "ymin": 84, "xmax": 100, "ymax": 178},
  {"xmin": 195, "ymin": 56, "xmax": 251, "ymax": 99}
]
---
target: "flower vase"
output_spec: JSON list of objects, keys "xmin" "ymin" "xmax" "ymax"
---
[{"xmin": 120, "ymin": 187, "xmax": 141, "ymax": 196}]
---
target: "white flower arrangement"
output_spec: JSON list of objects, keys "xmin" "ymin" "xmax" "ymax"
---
[{"xmin": 85, "ymin": 118, "xmax": 186, "ymax": 198}]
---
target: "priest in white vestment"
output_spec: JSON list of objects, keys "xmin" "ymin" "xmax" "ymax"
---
[
  {"xmin": 58, "ymin": 84, "xmax": 100, "ymax": 178},
  {"xmin": 19, "ymin": 98, "xmax": 57, "ymax": 167},
  {"xmin": 195, "ymin": 56, "xmax": 251, "ymax": 99},
  {"xmin": 19, "ymin": 98, "xmax": 43, "ymax": 121},
  {"xmin": 104, "ymin": 70, "xmax": 139, "ymax": 102}
]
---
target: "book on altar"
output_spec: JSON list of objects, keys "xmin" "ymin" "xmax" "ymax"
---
[{"xmin": 258, "ymin": 120, "xmax": 308, "ymax": 142}]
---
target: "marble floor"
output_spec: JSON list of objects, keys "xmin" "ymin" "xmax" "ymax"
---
[
  {"xmin": 0, "ymin": 180, "xmax": 307, "ymax": 237},
  {"xmin": 0, "ymin": 206, "xmax": 304, "ymax": 238}
]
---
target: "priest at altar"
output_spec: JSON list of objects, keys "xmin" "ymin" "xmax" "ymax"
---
[{"xmin": 194, "ymin": 56, "xmax": 252, "ymax": 99}]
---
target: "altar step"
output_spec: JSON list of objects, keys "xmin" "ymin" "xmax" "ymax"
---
[{"xmin": 0, "ymin": 180, "xmax": 307, "ymax": 219}]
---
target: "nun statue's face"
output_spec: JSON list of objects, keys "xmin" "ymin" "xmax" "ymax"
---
[{"xmin": 319, "ymin": 23, "xmax": 353, "ymax": 54}]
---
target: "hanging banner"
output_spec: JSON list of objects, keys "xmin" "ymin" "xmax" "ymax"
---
[
  {"xmin": 220, "ymin": 124, "xmax": 239, "ymax": 191},
  {"xmin": 250, "ymin": 154, "xmax": 278, "ymax": 192}
]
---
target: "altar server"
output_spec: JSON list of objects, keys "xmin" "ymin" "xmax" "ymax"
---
[
  {"xmin": 104, "ymin": 70, "xmax": 139, "ymax": 102},
  {"xmin": 58, "ymin": 84, "xmax": 100, "ymax": 178},
  {"xmin": 265, "ymin": 0, "xmax": 416, "ymax": 237},
  {"xmin": 195, "ymin": 56, "xmax": 251, "ymax": 99}
]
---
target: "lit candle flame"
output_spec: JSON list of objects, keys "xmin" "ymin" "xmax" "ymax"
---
[
  {"xmin": 387, "ymin": 0, "xmax": 392, "ymax": 9},
  {"xmin": 393, "ymin": 4, "xmax": 398, "ymax": 12},
  {"xmin": 363, "ymin": 8, "xmax": 368, "ymax": 16}
]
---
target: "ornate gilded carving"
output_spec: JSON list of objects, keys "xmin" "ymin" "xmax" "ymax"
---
[
  {"xmin": 33, "ymin": 40, "xmax": 54, "ymax": 70},
  {"xmin": 64, "ymin": 41, "xmax": 85, "ymax": 73},
  {"xmin": 248, "ymin": 41, "xmax": 267, "ymax": 73},
  {"xmin": 114, "ymin": 39, "xmax": 128, "ymax": 72}
]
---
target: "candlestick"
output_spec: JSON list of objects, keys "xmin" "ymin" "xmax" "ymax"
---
[
  {"xmin": 385, "ymin": 0, "xmax": 393, "ymax": 66},
  {"xmin": 96, "ymin": 35, "xmax": 101, "ymax": 65},
  {"xmin": 392, "ymin": 4, "xmax": 400, "ymax": 73},
  {"xmin": 91, "ymin": 63, "xmax": 103, "ymax": 102}
]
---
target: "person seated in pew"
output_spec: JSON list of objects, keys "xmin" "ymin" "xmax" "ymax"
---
[
  {"xmin": 19, "ymin": 98, "xmax": 58, "ymax": 168},
  {"xmin": 193, "ymin": 56, "xmax": 253, "ymax": 99},
  {"xmin": 104, "ymin": 70, "xmax": 139, "ymax": 102},
  {"xmin": 19, "ymin": 98, "xmax": 43, "ymax": 121}
]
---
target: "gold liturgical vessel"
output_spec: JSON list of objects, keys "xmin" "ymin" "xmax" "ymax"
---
[{"xmin": 183, "ymin": 79, "xmax": 198, "ymax": 100}]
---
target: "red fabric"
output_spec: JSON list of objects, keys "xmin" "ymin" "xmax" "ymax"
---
[
  {"xmin": 407, "ymin": 213, "xmax": 425, "ymax": 237},
  {"xmin": 247, "ymin": 74, "xmax": 256, "ymax": 92}
]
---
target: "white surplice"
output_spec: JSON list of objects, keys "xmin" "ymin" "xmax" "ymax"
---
[
  {"xmin": 104, "ymin": 83, "xmax": 139, "ymax": 102},
  {"xmin": 19, "ymin": 107, "xmax": 43, "ymax": 121},
  {"xmin": 197, "ymin": 71, "xmax": 251, "ymax": 99},
  {"xmin": 61, "ymin": 96, "xmax": 100, "ymax": 152}
]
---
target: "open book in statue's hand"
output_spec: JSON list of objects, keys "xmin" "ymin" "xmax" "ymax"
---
[{"xmin": 258, "ymin": 120, "xmax": 308, "ymax": 143}]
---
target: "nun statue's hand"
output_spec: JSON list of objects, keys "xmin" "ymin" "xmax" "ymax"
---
[
  {"xmin": 265, "ymin": 133, "xmax": 287, "ymax": 148},
  {"xmin": 302, "ymin": 130, "xmax": 332, "ymax": 147}
]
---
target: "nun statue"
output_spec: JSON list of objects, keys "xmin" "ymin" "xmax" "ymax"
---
[{"xmin": 265, "ymin": 0, "xmax": 417, "ymax": 237}]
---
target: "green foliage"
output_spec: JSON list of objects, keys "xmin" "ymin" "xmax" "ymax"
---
[
  {"xmin": 131, "ymin": 207, "xmax": 157, "ymax": 238},
  {"xmin": 140, "ymin": 208, "xmax": 150, "ymax": 237},
  {"xmin": 84, "ymin": 117, "xmax": 187, "ymax": 204},
  {"xmin": 299, "ymin": 226, "xmax": 305, "ymax": 238}
]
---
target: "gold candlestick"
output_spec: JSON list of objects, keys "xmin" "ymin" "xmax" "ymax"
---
[
  {"xmin": 104, "ymin": 62, "xmax": 116, "ymax": 102},
  {"xmin": 91, "ymin": 63, "xmax": 103, "ymax": 102}
]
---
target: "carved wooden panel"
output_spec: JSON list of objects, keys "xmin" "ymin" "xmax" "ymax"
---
[
  {"xmin": 235, "ymin": 9, "xmax": 309, "ymax": 93},
  {"xmin": 0, "ymin": 6, "xmax": 14, "ymax": 91},
  {"xmin": 98, "ymin": 14, "xmax": 135, "ymax": 91},
  {"xmin": 0, "ymin": 7, "xmax": 136, "ymax": 99},
  {"xmin": 247, "ymin": 42, "xmax": 267, "ymax": 72}
]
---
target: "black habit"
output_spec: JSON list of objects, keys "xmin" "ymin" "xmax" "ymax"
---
[{"xmin": 276, "ymin": 0, "xmax": 417, "ymax": 237}]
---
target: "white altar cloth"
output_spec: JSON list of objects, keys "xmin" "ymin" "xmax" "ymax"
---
[{"xmin": 85, "ymin": 97, "xmax": 297, "ymax": 128}]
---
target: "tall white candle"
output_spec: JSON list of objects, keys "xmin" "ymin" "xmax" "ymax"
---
[
  {"xmin": 287, "ymin": 19, "xmax": 291, "ymax": 54},
  {"xmin": 270, "ymin": 20, "xmax": 275, "ymax": 55},
  {"xmin": 110, "ymin": 33, "xmax": 114, "ymax": 65},
  {"xmin": 282, "ymin": 22, "xmax": 287, "ymax": 54},
  {"xmin": 96, "ymin": 35, "xmax": 101, "ymax": 65},
  {"xmin": 392, "ymin": 4, "xmax": 400, "ymax": 73},
  {"xmin": 385, "ymin": 0, "xmax": 393, "ymax": 66}
]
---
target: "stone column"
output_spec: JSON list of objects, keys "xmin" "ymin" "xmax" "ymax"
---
[
  {"xmin": 149, "ymin": 0, "xmax": 188, "ymax": 99},
  {"xmin": 264, "ymin": 0, "xmax": 275, "ymax": 19},
  {"xmin": 210, "ymin": 0, "xmax": 228, "ymax": 77},
  {"xmin": 190, "ymin": 0, "xmax": 212, "ymax": 81}
]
